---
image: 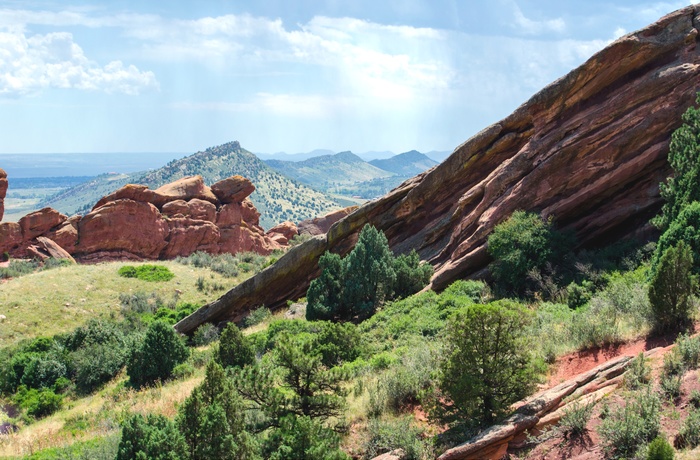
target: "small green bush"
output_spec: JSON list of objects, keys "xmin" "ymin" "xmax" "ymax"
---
[
  {"xmin": 126, "ymin": 321, "xmax": 189, "ymax": 388},
  {"xmin": 13, "ymin": 386, "xmax": 63, "ymax": 419},
  {"xmin": 118, "ymin": 264, "xmax": 175, "ymax": 282},
  {"xmin": 243, "ymin": 306, "xmax": 272, "ymax": 328},
  {"xmin": 660, "ymin": 373, "xmax": 682, "ymax": 400},
  {"xmin": 690, "ymin": 390, "xmax": 700, "ymax": 408},
  {"xmin": 217, "ymin": 323, "xmax": 255, "ymax": 369},
  {"xmin": 677, "ymin": 407, "xmax": 700, "ymax": 449},
  {"xmin": 192, "ymin": 323, "xmax": 219, "ymax": 346},
  {"xmin": 0, "ymin": 259, "xmax": 39, "ymax": 279},
  {"xmin": 559, "ymin": 401, "xmax": 595, "ymax": 439},
  {"xmin": 676, "ymin": 334, "xmax": 700, "ymax": 369},
  {"xmin": 624, "ymin": 353, "xmax": 652, "ymax": 390},
  {"xmin": 646, "ymin": 436, "xmax": 675, "ymax": 460},
  {"xmin": 362, "ymin": 417, "xmax": 431, "ymax": 460},
  {"xmin": 598, "ymin": 389, "xmax": 661, "ymax": 459}
]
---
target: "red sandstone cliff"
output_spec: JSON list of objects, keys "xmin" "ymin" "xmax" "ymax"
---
[{"xmin": 176, "ymin": 5, "xmax": 700, "ymax": 333}]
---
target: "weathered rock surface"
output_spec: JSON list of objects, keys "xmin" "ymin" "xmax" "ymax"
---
[
  {"xmin": 3, "ymin": 174, "xmax": 282, "ymax": 261},
  {"xmin": 176, "ymin": 5, "xmax": 700, "ymax": 333},
  {"xmin": 26, "ymin": 237, "xmax": 76, "ymax": 263},
  {"xmin": 266, "ymin": 221, "xmax": 298, "ymax": 245},
  {"xmin": 211, "ymin": 175, "xmax": 255, "ymax": 204},
  {"xmin": 0, "ymin": 168, "xmax": 7, "ymax": 222},
  {"xmin": 297, "ymin": 206, "xmax": 358, "ymax": 236}
]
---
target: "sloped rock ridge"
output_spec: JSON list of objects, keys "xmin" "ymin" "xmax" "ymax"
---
[
  {"xmin": 176, "ymin": 5, "xmax": 700, "ymax": 333},
  {"xmin": 0, "ymin": 168, "xmax": 7, "ymax": 222},
  {"xmin": 0, "ymin": 174, "xmax": 286, "ymax": 261}
]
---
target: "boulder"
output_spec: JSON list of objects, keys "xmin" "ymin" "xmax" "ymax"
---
[
  {"xmin": 26, "ymin": 237, "xmax": 76, "ymax": 263},
  {"xmin": 162, "ymin": 199, "xmax": 216, "ymax": 222},
  {"xmin": 93, "ymin": 184, "xmax": 169, "ymax": 210},
  {"xmin": 76, "ymin": 199, "xmax": 169, "ymax": 259},
  {"xmin": 174, "ymin": 5, "xmax": 700, "ymax": 332},
  {"xmin": 154, "ymin": 175, "xmax": 217, "ymax": 204},
  {"xmin": 0, "ymin": 222, "xmax": 22, "ymax": 254},
  {"xmin": 219, "ymin": 225, "xmax": 279, "ymax": 256},
  {"xmin": 297, "ymin": 206, "xmax": 358, "ymax": 236},
  {"xmin": 44, "ymin": 220, "xmax": 79, "ymax": 254},
  {"xmin": 18, "ymin": 208, "xmax": 67, "ymax": 241},
  {"xmin": 161, "ymin": 217, "xmax": 220, "ymax": 258},
  {"xmin": 0, "ymin": 168, "xmax": 7, "ymax": 222},
  {"xmin": 211, "ymin": 175, "xmax": 255, "ymax": 204},
  {"xmin": 240, "ymin": 199, "xmax": 260, "ymax": 226},
  {"xmin": 266, "ymin": 221, "xmax": 298, "ymax": 245}
]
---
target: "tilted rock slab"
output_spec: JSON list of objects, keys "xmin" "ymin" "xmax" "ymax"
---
[{"xmin": 175, "ymin": 5, "xmax": 700, "ymax": 333}]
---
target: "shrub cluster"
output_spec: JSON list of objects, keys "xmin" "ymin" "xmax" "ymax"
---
[{"xmin": 117, "ymin": 264, "xmax": 175, "ymax": 282}]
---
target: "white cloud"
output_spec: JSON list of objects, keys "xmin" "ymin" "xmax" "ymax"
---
[
  {"xmin": 0, "ymin": 29, "xmax": 158, "ymax": 97},
  {"xmin": 510, "ymin": 2, "xmax": 566, "ymax": 35}
]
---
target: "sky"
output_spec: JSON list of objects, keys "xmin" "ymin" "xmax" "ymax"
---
[{"xmin": 0, "ymin": 1, "xmax": 698, "ymax": 155}]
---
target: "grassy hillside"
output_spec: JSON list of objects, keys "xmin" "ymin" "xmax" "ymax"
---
[
  {"xmin": 369, "ymin": 150, "xmax": 438, "ymax": 176},
  {"xmin": 40, "ymin": 142, "xmax": 341, "ymax": 229},
  {"xmin": 265, "ymin": 151, "xmax": 393, "ymax": 190}
]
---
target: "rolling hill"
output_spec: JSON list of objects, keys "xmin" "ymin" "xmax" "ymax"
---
[
  {"xmin": 41, "ymin": 142, "xmax": 341, "ymax": 229},
  {"xmin": 369, "ymin": 150, "xmax": 438, "ymax": 176}
]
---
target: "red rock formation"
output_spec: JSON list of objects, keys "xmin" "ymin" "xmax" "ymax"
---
[
  {"xmin": 18, "ymin": 208, "xmax": 67, "ymax": 241},
  {"xmin": 297, "ymin": 206, "xmax": 358, "ymax": 236},
  {"xmin": 76, "ymin": 200, "xmax": 170, "ymax": 258},
  {"xmin": 26, "ymin": 237, "xmax": 76, "ymax": 263},
  {"xmin": 175, "ymin": 5, "xmax": 700, "ymax": 333},
  {"xmin": 0, "ymin": 168, "xmax": 7, "ymax": 222},
  {"xmin": 266, "ymin": 221, "xmax": 298, "ymax": 245},
  {"xmin": 3, "ymin": 173, "xmax": 282, "ymax": 261}
]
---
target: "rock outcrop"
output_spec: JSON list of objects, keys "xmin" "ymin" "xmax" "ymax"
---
[
  {"xmin": 297, "ymin": 206, "xmax": 358, "ymax": 236},
  {"xmin": 0, "ymin": 168, "xmax": 7, "ymax": 222},
  {"xmin": 176, "ymin": 5, "xmax": 700, "ymax": 333},
  {"xmin": 0, "ymin": 175, "xmax": 282, "ymax": 260}
]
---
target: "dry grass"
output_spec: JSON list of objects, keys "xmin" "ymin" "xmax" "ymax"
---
[{"xmin": 0, "ymin": 260, "xmax": 245, "ymax": 347}]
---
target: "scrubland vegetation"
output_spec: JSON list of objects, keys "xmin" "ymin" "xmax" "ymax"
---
[{"xmin": 0, "ymin": 96, "xmax": 699, "ymax": 459}]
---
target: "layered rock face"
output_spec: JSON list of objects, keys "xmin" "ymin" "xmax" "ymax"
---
[
  {"xmin": 0, "ymin": 168, "xmax": 7, "ymax": 222},
  {"xmin": 176, "ymin": 5, "xmax": 700, "ymax": 333},
  {"xmin": 0, "ymin": 175, "xmax": 282, "ymax": 260}
]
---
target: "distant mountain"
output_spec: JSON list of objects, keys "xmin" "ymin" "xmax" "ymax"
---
[
  {"xmin": 356, "ymin": 151, "xmax": 396, "ymax": 161},
  {"xmin": 369, "ymin": 150, "xmax": 438, "ymax": 176},
  {"xmin": 41, "ymin": 142, "xmax": 341, "ymax": 229},
  {"xmin": 254, "ymin": 149, "xmax": 336, "ymax": 162},
  {"xmin": 265, "ymin": 151, "xmax": 393, "ymax": 190}
]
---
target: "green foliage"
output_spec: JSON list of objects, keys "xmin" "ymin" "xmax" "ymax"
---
[
  {"xmin": 232, "ymin": 331, "xmax": 350, "ymax": 430},
  {"xmin": 598, "ymin": 388, "xmax": 661, "ymax": 459},
  {"xmin": 307, "ymin": 225, "xmax": 432, "ymax": 321},
  {"xmin": 24, "ymin": 435, "xmax": 120, "ymax": 460},
  {"xmin": 434, "ymin": 300, "xmax": 540, "ymax": 427},
  {"xmin": 243, "ymin": 306, "xmax": 272, "ymax": 328},
  {"xmin": 262, "ymin": 414, "xmax": 349, "ymax": 460},
  {"xmin": 624, "ymin": 353, "xmax": 652, "ymax": 390},
  {"xmin": 177, "ymin": 361, "xmax": 256, "ymax": 460},
  {"xmin": 127, "ymin": 321, "xmax": 189, "ymax": 388},
  {"xmin": 653, "ymin": 93, "xmax": 700, "ymax": 231},
  {"xmin": 660, "ymin": 373, "xmax": 682, "ymax": 400},
  {"xmin": 646, "ymin": 436, "xmax": 675, "ymax": 460},
  {"xmin": 153, "ymin": 303, "xmax": 199, "ymax": 326},
  {"xmin": 654, "ymin": 201, "xmax": 700, "ymax": 274},
  {"xmin": 487, "ymin": 210, "xmax": 573, "ymax": 297},
  {"xmin": 13, "ymin": 385, "xmax": 63, "ymax": 419},
  {"xmin": 362, "ymin": 417, "xmax": 432, "ymax": 460},
  {"xmin": 0, "ymin": 259, "xmax": 40, "ymax": 279},
  {"xmin": 559, "ymin": 401, "xmax": 595, "ymax": 439},
  {"xmin": 649, "ymin": 241, "xmax": 695, "ymax": 333},
  {"xmin": 192, "ymin": 323, "xmax": 219, "ymax": 347},
  {"xmin": 118, "ymin": 264, "xmax": 175, "ymax": 282},
  {"xmin": 217, "ymin": 323, "xmax": 255, "ymax": 369},
  {"xmin": 677, "ymin": 407, "xmax": 700, "ymax": 449},
  {"xmin": 117, "ymin": 413, "xmax": 187, "ymax": 460}
]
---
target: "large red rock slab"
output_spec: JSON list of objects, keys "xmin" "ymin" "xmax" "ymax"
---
[
  {"xmin": 18, "ymin": 208, "xmax": 67, "ymax": 241},
  {"xmin": 155, "ymin": 175, "xmax": 217, "ymax": 204},
  {"xmin": 240, "ymin": 198, "xmax": 260, "ymax": 227},
  {"xmin": 26, "ymin": 237, "xmax": 76, "ymax": 263},
  {"xmin": 297, "ymin": 206, "xmax": 358, "ymax": 236},
  {"xmin": 174, "ymin": 5, "xmax": 700, "ymax": 333},
  {"xmin": 162, "ymin": 199, "xmax": 216, "ymax": 222},
  {"xmin": 0, "ymin": 168, "xmax": 7, "ymax": 222},
  {"xmin": 266, "ymin": 221, "xmax": 298, "ymax": 245},
  {"xmin": 76, "ymin": 199, "xmax": 169, "ymax": 258},
  {"xmin": 161, "ymin": 217, "xmax": 220, "ymax": 258},
  {"xmin": 0, "ymin": 222, "xmax": 22, "ymax": 254},
  {"xmin": 211, "ymin": 175, "xmax": 255, "ymax": 204}
]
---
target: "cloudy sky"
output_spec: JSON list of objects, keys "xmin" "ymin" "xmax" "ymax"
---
[{"xmin": 0, "ymin": 1, "xmax": 697, "ymax": 155}]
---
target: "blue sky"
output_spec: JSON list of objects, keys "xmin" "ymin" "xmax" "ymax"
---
[{"xmin": 0, "ymin": 1, "xmax": 697, "ymax": 155}]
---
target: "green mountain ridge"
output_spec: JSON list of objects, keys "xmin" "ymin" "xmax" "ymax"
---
[
  {"xmin": 40, "ymin": 141, "xmax": 341, "ymax": 229},
  {"xmin": 369, "ymin": 150, "xmax": 438, "ymax": 176}
]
